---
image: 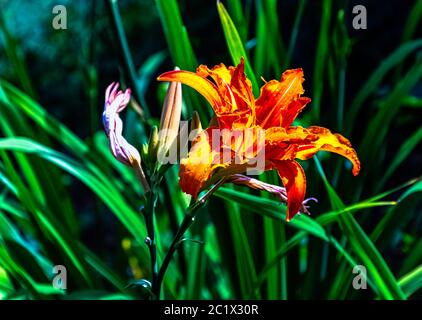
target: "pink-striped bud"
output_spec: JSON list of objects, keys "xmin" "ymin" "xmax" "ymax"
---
[{"xmin": 103, "ymin": 82, "xmax": 140, "ymax": 167}]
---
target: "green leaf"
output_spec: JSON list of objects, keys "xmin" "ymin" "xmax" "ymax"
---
[
  {"xmin": 399, "ymin": 264, "xmax": 422, "ymax": 297},
  {"xmin": 311, "ymin": 0, "xmax": 332, "ymax": 121},
  {"xmin": 224, "ymin": 194, "xmax": 260, "ymax": 299},
  {"xmin": 360, "ymin": 56, "xmax": 422, "ymax": 173},
  {"xmin": 401, "ymin": 95, "xmax": 422, "ymax": 108},
  {"xmin": 254, "ymin": 0, "xmax": 285, "ymax": 77},
  {"xmin": 0, "ymin": 243, "xmax": 62, "ymax": 298},
  {"xmin": 252, "ymin": 231, "xmax": 377, "ymax": 297},
  {"xmin": 217, "ymin": 1, "xmax": 259, "ymax": 96},
  {"xmin": 226, "ymin": 0, "xmax": 248, "ymax": 43},
  {"xmin": 379, "ymin": 127, "xmax": 422, "ymax": 189},
  {"xmin": 155, "ymin": 0, "xmax": 210, "ymax": 120},
  {"xmin": 155, "ymin": 0, "xmax": 197, "ymax": 71},
  {"xmin": 316, "ymin": 201, "xmax": 396, "ymax": 225},
  {"xmin": 371, "ymin": 178, "xmax": 422, "ymax": 247},
  {"xmin": 0, "ymin": 138, "xmax": 149, "ymax": 261},
  {"xmin": 348, "ymin": 39, "xmax": 422, "ymax": 130},
  {"xmin": 0, "ymin": 80, "xmax": 88, "ymax": 156},
  {"xmin": 285, "ymin": 0, "xmax": 307, "ymax": 68},
  {"xmin": 314, "ymin": 157, "xmax": 406, "ymax": 300},
  {"xmin": 400, "ymin": 239, "xmax": 422, "ymax": 277},
  {"xmin": 401, "ymin": 0, "xmax": 422, "ymax": 42},
  {"xmin": 186, "ymin": 244, "xmax": 206, "ymax": 299},
  {"xmin": 0, "ymin": 13, "xmax": 36, "ymax": 98},
  {"xmin": 138, "ymin": 50, "xmax": 167, "ymax": 109},
  {"xmin": 214, "ymin": 186, "xmax": 329, "ymax": 241},
  {"xmin": 83, "ymin": 249, "xmax": 127, "ymax": 291}
]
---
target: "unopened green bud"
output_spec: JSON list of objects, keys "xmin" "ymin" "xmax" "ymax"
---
[
  {"xmin": 141, "ymin": 143, "xmax": 150, "ymax": 168},
  {"xmin": 148, "ymin": 126, "xmax": 159, "ymax": 166}
]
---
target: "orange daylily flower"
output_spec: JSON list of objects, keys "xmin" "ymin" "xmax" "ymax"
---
[{"xmin": 158, "ymin": 58, "xmax": 360, "ymax": 221}]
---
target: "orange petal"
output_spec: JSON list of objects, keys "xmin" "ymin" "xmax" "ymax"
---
[
  {"xmin": 197, "ymin": 59, "xmax": 255, "ymax": 128},
  {"xmin": 158, "ymin": 70, "xmax": 223, "ymax": 110},
  {"xmin": 264, "ymin": 126, "xmax": 360, "ymax": 176},
  {"xmin": 281, "ymin": 97, "xmax": 311, "ymax": 128},
  {"xmin": 179, "ymin": 126, "xmax": 264, "ymax": 197},
  {"xmin": 159, "ymin": 61, "xmax": 255, "ymax": 129},
  {"xmin": 197, "ymin": 58, "xmax": 254, "ymax": 111},
  {"xmin": 294, "ymin": 126, "xmax": 361, "ymax": 176},
  {"xmin": 265, "ymin": 126, "xmax": 317, "ymax": 145},
  {"xmin": 256, "ymin": 69, "xmax": 309, "ymax": 128},
  {"xmin": 179, "ymin": 128, "xmax": 215, "ymax": 198},
  {"xmin": 197, "ymin": 63, "xmax": 232, "ymax": 87},
  {"xmin": 264, "ymin": 126, "xmax": 317, "ymax": 161},
  {"xmin": 179, "ymin": 127, "xmax": 241, "ymax": 199},
  {"xmin": 230, "ymin": 58, "xmax": 255, "ymax": 113},
  {"xmin": 272, "ymin": 160, "xmax": 306, "ymax": 222}
]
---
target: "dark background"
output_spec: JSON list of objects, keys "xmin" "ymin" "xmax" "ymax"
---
[{"xmin": 0, "ymin": 0, "xmax": 421, "ymax": 299}]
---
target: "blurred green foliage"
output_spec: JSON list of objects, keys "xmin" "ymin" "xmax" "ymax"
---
[{"xmin": 0, "ymin": 0, "xmax": 421, "ymax": 299}]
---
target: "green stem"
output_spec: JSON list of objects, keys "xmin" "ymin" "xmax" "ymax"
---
[
  {"xmin": 143, "ymin": 191, "xmax": 158, "ymax": 299},
  {"xmin": 152, "ymin": 207, "xmax": 196, "ymax": 298},
  {"xmin": 152, "ymin": 179, "xmax": 226, "ymax": 298}
]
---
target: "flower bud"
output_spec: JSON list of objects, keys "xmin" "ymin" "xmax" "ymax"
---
[
  {"xmin": 103, "ymin": 82, "xmax": 150, "ymax": 192},
  {"xmin": 141, "ymin": 143, "xmax": 150, "ymax": 168},
  {"xmin": 148, "ymin": 125, "xmax": 159, "ymax": 166},
  {"xmin": 158, "ymin": 67, "xmax": 182, "ymax": 157}
]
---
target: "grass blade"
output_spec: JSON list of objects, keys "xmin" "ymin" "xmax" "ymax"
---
[
  {"xmin": 398, "ymin": 264, "xmax": 422, "ymax": 297},
  {"xmin": 285, "ymin": 0, "xmax": 307, "ymax": 68},
  {"xmin": 359, "ymin": 57, "xmax": 422, "ymax": 174},
  {"xmin": 314, "ymin": 157, "xmax": 406, "ymax": 300},
  {"xmin": 311, "ymin": 0, "xmax": 332, "ymax": 121},
  {"xmin": 0, "ymin": 13, "xmax": 36, "ymax": 98},
  {"xmin": 214, "ymin": 186, "xmax": 328, "ymax": 241},
  {"xmin": 378, "ymin": 127, "xmax": 422, "ymax": 189},
  {"xmin": 217, "ymin": 1, "xmax": 259, "ymax": 95},
  {"xmin": 226, "ymin": 0, "xmax": 248, "ymax": 43},
  {"xmin": 348, "ymin": 39, "xmax": 422, "ymax": 131},
  {"xmin": 155, "ymin": 0, "xmax": 210, "ymax": 120},
  {"xmin": 0, "ymin": 137, "xmax": 149, "ymax": 261}
]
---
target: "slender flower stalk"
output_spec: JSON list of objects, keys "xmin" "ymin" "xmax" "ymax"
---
[
  {"xmin": 144, "ymin": 191, "xmax": 158, "ymax": 299},
  {"xmin": 143, "ymin": 75, "xmax": 183, "ymax": 299},
  {"xmin": 141, "ymin": 77, "xmax": 183, "ymax": 299},
  {"xmin": 103, "ymin": 82, "xmax": 161, "ymax": 299},
  {"xmin": 152, "ymin": 178, "xmax": 226, "ymax": 298}
]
